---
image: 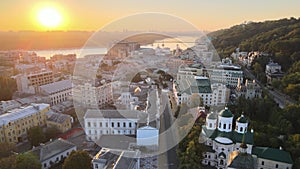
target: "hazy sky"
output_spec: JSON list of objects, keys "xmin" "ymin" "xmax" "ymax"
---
[{"xmin": 0, "ymin": 0, "xmax": 299, "ymax": 32}]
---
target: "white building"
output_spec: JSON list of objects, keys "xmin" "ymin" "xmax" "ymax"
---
[
  {"xmin": 84, "ymin": 109, "xmax": 147, "ymax": 141},
  {"xmin": 73, "ymin": 82, "xmax": 113, "ymax": 108},
  {"xmin": 137, "ymin": 125, "xmax": 159, "ymax": 146},
  {"xmin": 173, "ymin": 76, "xmax": 229, "ymax": 106},
  {"xmin": 30, "ymin": 138, "xmax": 76, "ymax": 169},
  {"xmin": 265, "ymin": 61, "xmax": 284, "ymax": 84},
  {"xmin": 200, "ymin": 107, "xmax": 254, "ymax": 168},
  {"xmin": 39, "ymin": 80, "xmax": 72, "ymax": 105}
]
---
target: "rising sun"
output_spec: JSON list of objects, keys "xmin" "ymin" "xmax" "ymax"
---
[{"xmin": 37, "ymin": 7, "xmax": 62, "ymax": 29}]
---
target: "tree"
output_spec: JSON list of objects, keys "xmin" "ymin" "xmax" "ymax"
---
[
  {"xmin": 62, "ymin": 150, "xmax": 92, "ymax": 169},
  {"xmin": 27, "ymin": 126, "xmax": 45, "ymax": 147},
  {"xmin": 45, "ymin": 126, "xmax": 61, "ymax": 141},
  {"xmin": 0, "ymin": 142, "xmax": 16, "ymax": 158},
  {"xmin": 0, "ymin": 155, "xmax": 17, "ymax": 169},
  {"xmin": 15, "ymin": 152, "xmax": 41, "ymax": 169},
  {"xmin": 188, "ymin": 94, "xmax": 203, "ymax": 108}
]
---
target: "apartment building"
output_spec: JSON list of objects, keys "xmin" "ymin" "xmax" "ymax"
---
[
  {"xmin": 0, "ymin": 103, "xmax": 50, "ymax": 143},
  {"xmin": 39, "ymin": 80, "xmax": 72, "ymax": 105}
]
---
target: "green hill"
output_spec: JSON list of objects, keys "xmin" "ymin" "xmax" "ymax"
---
[{"xmin": 209, "ymin": 17, "xmax": 300, "ymax": 68}]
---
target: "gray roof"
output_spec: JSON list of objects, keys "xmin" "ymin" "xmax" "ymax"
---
[
  {"xmin": 47, "ymin": 112, "xmax": 71, "ymax": 124},
  {"xmin": 30, "ymin": 138, "xmax": 76, "ymax": 162},
  {"xmin": 95, "ymin": 135, "xmax": 136, "ymax": 150},
  {"xmin": 40, "ymin": 80, "xmax": 72, "ymax": 95},
  {"xmin": 0, "ymin": 103, "xmax": 49, "ymax": 126},
  {"xmin": 227, "ymin": 151, "xmax": 256, "ymax": 169},
  {"xmin": 84, "ymin": 109, "xmax": 147, "ymax": 120}
]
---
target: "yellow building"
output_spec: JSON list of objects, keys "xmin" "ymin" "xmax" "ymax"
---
[
  {"xmin": 0, "ymin": 103, "xmax": 50, "ymax": 143},
  {"xmin": 46, "ymin": 112, "xmax": 73, "ymax": 133}
]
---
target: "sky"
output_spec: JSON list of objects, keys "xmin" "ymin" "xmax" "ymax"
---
[{"xmin": 0, "ymin": 0, "xmax": 300, "ymax": 32}]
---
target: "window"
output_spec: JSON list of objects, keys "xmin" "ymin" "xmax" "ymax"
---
[
  {"xmin": 99, "ymin": 122, "xmax": 102, "ymax": 127},
  {"xmin": 262, "ymin": 161, "xmax": 264, "ymax": 165},
  {"xmin": 229, "ymin": 124, "xmax": 231, "ymax": 129},
  {"xmin": 240, "ymin": 127, "xmax": 243, "ymax": 132},
  {"xmin": 111, "ymin": 122, "xmax": 114, "ymax": 127},
  {"xmin": 87, "ymin": 122, "xmax": 91, "ymax": 127},
  {"xmin": 276, "ymin": 164, "xmax": 278, "ymax": 168},
  {"xmin": 219, "ymin": 123, "xmax": 221, "ymax": 128},
  {"xmin": 223, "ymin": 124, "xmax": 226, "ymax": 129},
  {"xmin": 117, "ymin": 122, "xmax": 120, "ymax": 127},
  {"xmin": 129, "ymin": 123, "xmax": 132, "ymax": 128},
  {"xmin": 123, "ymin": 122, "xmax": 126, "ymax": 127},
  {"xmin": 106, "ymin": 122, "xmax": 108, "ymax": 127},
  {"xmin": 209, "ymin": 123, "xmax": 212, "ymax": 128}
]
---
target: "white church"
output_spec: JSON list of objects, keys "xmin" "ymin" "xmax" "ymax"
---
[{"xmin": 200, "ymin": 107, "xmax": 293, "ymax": 169}]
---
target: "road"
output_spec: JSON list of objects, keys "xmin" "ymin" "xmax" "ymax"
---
[
  {"xmin": 242, "ymin": 66, "xmax": 296, "ymax": 108},
  {"xmin": 159, "ymin": 91, "xmax": 179, "ymax": 169}
]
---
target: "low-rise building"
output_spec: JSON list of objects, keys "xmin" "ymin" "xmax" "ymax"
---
[
  {"xmin": 30, "ymin": 138, "xmax": 77, "ymax": 169},
  {"xmin": 84, "ymin": 109, "xmax": 147, "ymax": 141},
  {"xmin": 39, "ymin": 80, "xmax": 72, "ymax": 105},
  {"xmin": 253, "ymin": 147, "xmax": 293, "ymax": 169},
  {"xmin": 0, "ymin": 100, "xmax": 21, "ymax": 113},
  {"xmin": 0, "ymin": 103, "xmax": 49, "ymax": 143},
  {"xmin": 236, "ymin": 79, "xmax": 262, "ymax": 99},
  {"xmin": 46, "ymin": 111, "xmax": 73, "ymax": 133},
  {"xmin": 92, "ymin": 148, "xmax": 140, "ymax": 169},
  {"xmin": 265, "ymin": 61, "xmax": 284, "ymax": 84}
]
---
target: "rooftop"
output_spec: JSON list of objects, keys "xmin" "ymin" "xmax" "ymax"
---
[
  {"xmin": 84, "ymin": 109, "xmax": 147, "ymax": 121},
  {"xmin": 46, "ymin": 111, "xmax": 72, "ymax": 124},
  {"xmin": 252, "ymin": 146, "xmax": 293, "ymax": 164},
  {"xmin": 30, "ymin": 138, "xmax": 76, "ymax": 162},
  {"xmin": 40, "ymin": 80, "xmax": 72, "ymax": 95},
  {"xmin": 0, "ymin": 103, "xmax": 49, "ymax": 126}
]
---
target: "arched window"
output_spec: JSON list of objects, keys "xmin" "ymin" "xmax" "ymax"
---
[
  {"xmin": 220, "ymin": 160, "xmax": 224, "ymax": 165},
  {"xmin": 209, "ymin": 123, "xmax": 212, "ymax": 128},
  {"xmin": 223, "ymin": 123, "xmax": 226, "ymax": 129},
  {"xmin": 240, "ymin": 127, "xmax": 243, "ymax": 132}
]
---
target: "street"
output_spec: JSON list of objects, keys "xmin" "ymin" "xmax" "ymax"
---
[{"xmin": 159, "ymin": 91, "xmax": 179, "ymax": 169}]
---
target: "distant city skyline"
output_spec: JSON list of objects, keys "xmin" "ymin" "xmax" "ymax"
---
[{"xmin": 0, "ymin": 0, "xmax": 300, "ymax": 32}]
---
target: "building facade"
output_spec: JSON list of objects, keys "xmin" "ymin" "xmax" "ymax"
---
[
  {"xmin": 39, "ymin": 80, "xmax": 72, "ymax": 105},
  {"xmin": 236, "ymin": 79, "xmax": 262, "ymax": 99},
  {"xmin": 84, "ymin": 109, "xmax": 145, "ymax": 141},
  {"xmin": 46, "ymin": 111, "xmax": 73, "ymax": 133},
  {"xmin": 0, "ymin": 103, "xmax": 49, "ymax": 143},
  {"xmin": 16, "ymin": 70, "xmax": 54, "ymax": 94},
  {"xmin": 30, "ymin": 138, "xmax": 76, "ymax": 169},
  {"xmin": 200, "ymin": 107, "xmax": 254, "ymax": 169},
  {"xmin": 73, "ymin": 82, "xmax": 113, "ymax": 108}
]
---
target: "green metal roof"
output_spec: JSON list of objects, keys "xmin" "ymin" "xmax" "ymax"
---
[
  {"xmin": 202, "ymin": 125, "xmax": 254, "ymax": 145},
  {"xmin": 237, "ymin": 114, "xmax": 248, "ymax": 123},
  {"xmin": 252, "ymin": 147, "xmax": 293, "ymax": 164},
  {"xmin": 219, "ymin": 107, "xmax": 233, "ymax": 117}
]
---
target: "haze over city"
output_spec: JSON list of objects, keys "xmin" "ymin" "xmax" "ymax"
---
[{"xmin": 1, "ymin": 0, "xmax": 300, "ymax": 31}]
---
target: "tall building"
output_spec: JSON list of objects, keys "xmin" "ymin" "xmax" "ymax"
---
[
  {"xmin": 173, "ymin": 76, "xmax": 229, "ymax": 106},
  {"xmin": 16, "ymin": 70, "xmax": 54, "ymax": 94},
  {"xmin": 0, "ymin": 103, "xmax": 50, "ymax": 143},
  {"xmin": 73, "ymin": 82, "xmax": 113, "ymax": 109}
]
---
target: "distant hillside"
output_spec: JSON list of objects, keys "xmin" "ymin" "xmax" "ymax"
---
[
  {"xmin": 209, "ymin": 17, "xmax": 300, "ymax": 101},
  {"xmin": 0, "ymin": 31, "xmax": 94, "ymax": 50},
  {"xmin": 209, "ymin": 17, "xmax": 300, "ymax": 66}
]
